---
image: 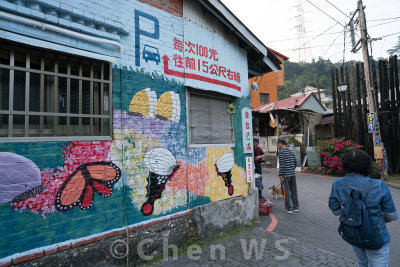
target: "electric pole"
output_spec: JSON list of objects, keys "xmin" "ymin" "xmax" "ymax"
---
[
  {"xmin": 314, "ymin": 73, "xmax": 321, "ymax": 102},
  {"xmin": 358, "ymin": 0, "xmax": 386, "ymax": 171}
]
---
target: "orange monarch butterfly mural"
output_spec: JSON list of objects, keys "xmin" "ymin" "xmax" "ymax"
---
[{"xmin": 55, "ymin": 162, "xmax": 121, "ymax": 211}]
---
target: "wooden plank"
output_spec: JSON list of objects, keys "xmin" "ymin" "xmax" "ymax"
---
[
  {"xmin": 377, "ymin": 60, "xmax": 385, "ymax": 159},
  {"xmin": 388, "ymin": 57, "xmax": 395, "ymax": 172},
  {"xmin": 349, "ymin": 63, "xmax": 359, "ymax": 141},
  {"xmin": 331, "ymin": 69, "xmax": 339, "ymax": 137},
  {"xmin": 340, "ymin": 65, "xmax": 348, "ymax": 139},
  {"xmin": 393, "ymin": 55, "xmax": 400, "ymax": 173},
  {"xmin": 335, "ymin": 68, "xmax": 343, "ymax": 137},
  {"xmin": 371, "ymin": 60, "xmax": 379, "ymax": 112},
  {"xmin": 380, "ymin": 60, "xmax": 389, "ymax": 160},
  {"xmin": 345, "ymin": 66, "xmax": 352, "ymax": 139}
]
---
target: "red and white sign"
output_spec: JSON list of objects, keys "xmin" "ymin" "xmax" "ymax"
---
[
  {"xmin": 242, "ymin": 108, "xmax": 253, "ymax": 154},
  {"xmin": 246, "ymin": 157, "xmax": 254, "ymax": 183},
  {"xmin": 163, "ymin": 22, "xmax": 248, "ymax": 97}
]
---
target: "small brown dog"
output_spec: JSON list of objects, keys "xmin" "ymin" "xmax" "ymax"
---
[{"xmin": 268, "ymin": 184, "xmax": 283, "ymax": 199}]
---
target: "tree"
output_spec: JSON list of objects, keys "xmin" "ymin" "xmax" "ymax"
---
[{"xmin": 387, "ymin": 36, "xmax": 400, "ymax": 55}]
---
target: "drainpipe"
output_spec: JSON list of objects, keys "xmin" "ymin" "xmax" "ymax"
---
[{"xmin": 0, "ymin": 10, "xmax": 122, "ymax": 50}]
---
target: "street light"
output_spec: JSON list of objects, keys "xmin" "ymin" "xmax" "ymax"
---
[{"xmin": 337, "ymin": 82, "xmax": 348, "ymax": 140}]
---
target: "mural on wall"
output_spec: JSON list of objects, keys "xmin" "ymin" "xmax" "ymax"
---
[
  {"xmin": 55, "ymin": 162, "xmax": 121, "ymax": 211},
  {"xmin": 5, "ymin": 141, "xmax": 115, "ymax": 217},
  {"xmin": 141, "ymin": 148, "xmax": 180, "ymax": 215},
  {"xmin": 0, "ymin": 152, "xmax": 45, "ymax": 204},
  {"xmin": 205, "ymin": 147, "xmax": 248, "ymax": 202},
  {"xmin": 215, "ymin": 152, "xmax": 235, "ymax": 196},
  {"xmin": 156, "ymin": 91, "xmax": 180, "ymax": 122},
  {"xmin": 129, "ymin": 88, "xmax": 157, "ymax": 117},
  {"xmin": 0, "ymin": 2, "xmax": 254, "ymax": 260},
  {"xmin": 128, "ymin": 88, "xmax": 181, "ymax": 123}
]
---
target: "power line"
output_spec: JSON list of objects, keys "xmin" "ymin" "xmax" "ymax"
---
[
  {"xmin": 377, "ymin": 31, "xmax": 400, "ymax": 39},
  {"xmin": 324, "ymin": 0, "xmax": 351, "ymax": 19},
  {"xmin": 369, "ymin": 19, "xmax": 400, "ymax": 28},
  {"xmin": 268, "ymin": 31, "xmax": 344, "ymax": 43},
  {"xmin": 368, "ymin": 16, "xmax": 400, "ymax": 22},
  {"xmin": 304, "ymin": 0, "xmax": 346, "ymax": 27},
  {"xmin": 301, "ymin": 21, "xmax": 342, "ymax": 47},
  {"xmin": 280, "ymin": 41, "xmax": 353, "ymax": 52},
  {"xmin": 322, "ymin": 30, "xmax": 344, "ymax": 57}
]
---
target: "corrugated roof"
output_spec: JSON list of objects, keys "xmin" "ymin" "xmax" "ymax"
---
[{"xmin": 253, "ymin": 92, "xmax": 327, "ymax": 112}]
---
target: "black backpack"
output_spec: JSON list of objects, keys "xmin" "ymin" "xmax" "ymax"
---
[{"xmin": 338, "ymin": 180, "xmax": 384, "ymax": 250}]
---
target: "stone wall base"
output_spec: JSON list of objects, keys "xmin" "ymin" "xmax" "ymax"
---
[{"xmin": 10, "ymin": 189, "xmax": 258, "ymax": 267}]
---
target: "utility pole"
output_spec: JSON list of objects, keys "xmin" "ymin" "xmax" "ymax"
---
[
  {"xmin": 314, "ymin": 73, "xmax": 321, "ymax": 102},
  {"xmin": 358, "ymin": 0, "xmax": 386, "ymax": 171}
]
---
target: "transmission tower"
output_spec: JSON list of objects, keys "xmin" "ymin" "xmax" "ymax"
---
[{"xmin": 293, "ymin": 0, "xmax": 313, "ymax": 62}]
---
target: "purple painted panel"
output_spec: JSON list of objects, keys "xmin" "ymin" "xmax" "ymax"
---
[{"xmin": 0, "ymin": 152, "xmax": 43, "ymax": 204}]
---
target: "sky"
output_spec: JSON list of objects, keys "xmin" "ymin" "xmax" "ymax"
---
[{"xmin": 220, "ymin": 0, "xmax": 400, "ymax": 63}]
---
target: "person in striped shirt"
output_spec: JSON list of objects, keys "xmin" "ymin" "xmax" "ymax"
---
[{"xmin": 277, "ymin": 138, "xmax": 299, "ymax": 214}]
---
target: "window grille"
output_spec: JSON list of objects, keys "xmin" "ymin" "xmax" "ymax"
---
[{"xmin": 0, "ymin": 41, "xmax": 112, "ymax": 140}]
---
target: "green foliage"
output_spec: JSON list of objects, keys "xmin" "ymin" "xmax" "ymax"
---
[
  {"xmin": 387, "ymin": 36, "xmax": 400, "ymax": 55},
  {"xmin": 278, "ymin": 57, "xmax": 337, "ymax": 100}
]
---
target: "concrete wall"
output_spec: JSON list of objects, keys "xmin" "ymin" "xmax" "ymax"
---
[{"xmin": 0, "ymin": 0, "xmax": 256, "ymax": 265}]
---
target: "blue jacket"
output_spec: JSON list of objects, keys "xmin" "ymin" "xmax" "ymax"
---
[{"xmin": 329, "ymin": 173, "xmax": 399, "ymax": 244}]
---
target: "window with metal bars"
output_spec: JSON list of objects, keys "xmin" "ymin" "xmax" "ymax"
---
[{"xmin": 0, "ymin": 41, "xmax": 112, "ymax": 141}]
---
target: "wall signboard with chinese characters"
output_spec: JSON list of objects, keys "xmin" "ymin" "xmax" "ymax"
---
[
  {"xmin": 246, "ymin": 157, "xmax": 254, "ymax": 183},
  {"xmin": 242, "ymin": 108, "xmax": 253, "ymax": 154},
  {"xmin": 162, "ymin": 21, "xmax": 249, "ymax": 97}
]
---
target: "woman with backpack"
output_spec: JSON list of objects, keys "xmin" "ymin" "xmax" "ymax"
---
[{"xmin": 329, "ymin": 149, "xmax": 399, "ymax": 267}]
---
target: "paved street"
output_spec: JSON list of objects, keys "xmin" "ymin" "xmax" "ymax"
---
[
  {"xmin": 140, "ymin": 168, "xmax": 400, "ymax": 267},
  {"xmin": 260, "ymin": 168, "xmax": 400, "ymax": 266},
  {"xmin": 147, "ymin": 227, "xmax": 356, "ymax": 267}
]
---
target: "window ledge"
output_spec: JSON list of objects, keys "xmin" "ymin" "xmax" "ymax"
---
[
  {"xmin": 0, "ymin": 136, "xmax": 112, "ymax": 143},
  {"xmin": 188, "ymin": 143, "xmax": 235, "ymax": 148}
]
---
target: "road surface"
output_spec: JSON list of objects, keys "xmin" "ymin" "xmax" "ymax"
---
[{"xmin": 259, "ymin": 168, "xmax": 400, "ymax": 266}]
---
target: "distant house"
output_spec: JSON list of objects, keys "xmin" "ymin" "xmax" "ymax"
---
[
  {"xmin": 252, "ymin": 92, "xmax": 327, "ymax": 152},
  {"xmin": 291, "ymin": 86, "xmax": 332, "ymax": 108},
  {"xmin": 249, "ymin": 48, "xmax": 289, "ymax": 108}
]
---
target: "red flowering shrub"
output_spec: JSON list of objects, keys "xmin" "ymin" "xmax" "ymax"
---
[{"xmin": 317, "ymin": 138, "xmax": 360, "ymax": 176}]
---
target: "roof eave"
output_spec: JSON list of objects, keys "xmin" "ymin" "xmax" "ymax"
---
[{"xmin": 197, "ymin": 0, "xmax": 281, "ymax": 75}]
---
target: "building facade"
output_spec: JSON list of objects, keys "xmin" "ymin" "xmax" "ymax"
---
[
  {"xmin": 291, "ymin": 86, "xmax": 332, "ymax": 108},
  {"xmin": 249, "ymin": 48, "xmax": 288, "ymax": 108},
  {"xmin": 0, "ymin": 0, "xmax": 279, "ymax": 264}
]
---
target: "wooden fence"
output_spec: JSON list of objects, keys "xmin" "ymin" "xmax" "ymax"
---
[{"xmin": 331, "ymin": 56, "xmax": 400, "ymax": 174}]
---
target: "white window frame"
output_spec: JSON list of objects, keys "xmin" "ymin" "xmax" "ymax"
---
[
  {"xmin": 186, "ymin": 88, "xmax": 235, "ymax": 147},
  {"xmin": 0, "ymin": 41, "xmax": 112, "ymax": 142}
]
